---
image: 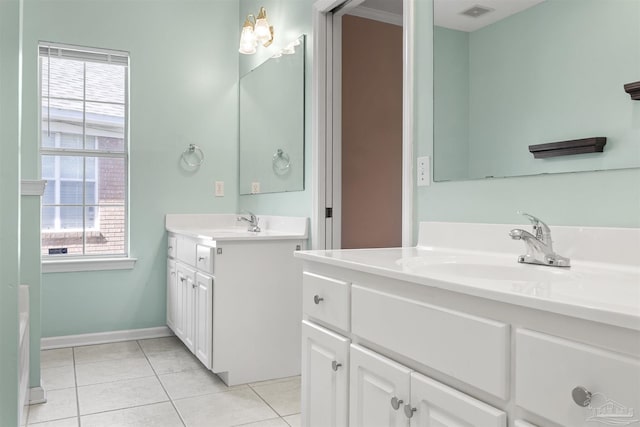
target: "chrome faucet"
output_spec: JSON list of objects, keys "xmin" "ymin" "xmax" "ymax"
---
[
  {"xmin": 509, "ymin": 212, "xmax": 570, "ymax": 267},
  {"xmin": 237, "ymin": 210, "xmax": 261, "ymax": 232}
]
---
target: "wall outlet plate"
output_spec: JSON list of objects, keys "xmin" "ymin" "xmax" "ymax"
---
[
  {"xmin": 251, "ymin": 182, "xmax": 261, "ymax": 194},
  {"xmin": 417, "ymin": 156, "xmax": 430, "ymax": 186},
  {"xmin": 215, "ymin": 181, "xmax": 224, "ymax": 197}
]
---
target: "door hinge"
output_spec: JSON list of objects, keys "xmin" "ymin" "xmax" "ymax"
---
[{"xmin": 325, "ymin": 207, "xmax": 333, "ymax": 218}]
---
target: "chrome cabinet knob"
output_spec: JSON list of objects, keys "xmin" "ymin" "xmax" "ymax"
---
[
  {"xmin": 404, "ymin": 404, "xmax": 416, "ymax": 418},
  {"xmin": 180, "ymin": 277, "xmax": 186, "ymax": 283},
  {"xmin": 314, "ymin": 295, "xmax": 324, "ymax": 304},
  {"xmin": 331, "ymin": 361, "xmax": 342, "ymax": 371},
  {"xmin": 404, "ymin": 404, "xmax": 417, "ymax": 418},
  {"xmin": 572, "ymin": 386, "xmax": 592, "ymax": 407},
  {"xmin": 192, "ymin": 283, "xmax": 197, "ymax": 288},
  {"xmin": 390, "ymin": 396, "xmax": 403, "ymax": 410}
]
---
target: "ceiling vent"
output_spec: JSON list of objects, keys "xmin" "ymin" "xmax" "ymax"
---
[{"xmin": 460, "ymin": 5, "xmax": 494, "ymax": 18}]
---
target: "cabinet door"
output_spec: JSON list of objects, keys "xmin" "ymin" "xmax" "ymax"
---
[
  {"xmin": 176, "ymin": 263, "xmax": 196, "ymax": 351},
  {"xmin": 167, "ymin": 259, "xmax": 177, "ymax": 331},
  {"xmin": 194, "ymin": 273, "xmax": 213, "ymax": 369},
  {"xmin": 409, "ymin": 372, "xmax": 506, "ymax": 427},
  {"xmin": 174, "ymin": 264, "xmax": 189, "ymax": 342},
  {"xmin": 183, "ymin": 272, "xmax": 196, "ymax": 352},
  {"xmin": 301, "ymin": 321, "xmax": 350, "ymax": 427},
  {"xmin": 350, "ymin": 344, "xmax": 411, "ymax": 427}
]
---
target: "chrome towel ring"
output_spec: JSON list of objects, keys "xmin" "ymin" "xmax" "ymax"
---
[
  {"xmin": 272, "ymin": 148, "xmax": 290, "ymax": 175},
  {"xmin": 182, "ymin": 144, "xmax": 204, "ymax": 167}
]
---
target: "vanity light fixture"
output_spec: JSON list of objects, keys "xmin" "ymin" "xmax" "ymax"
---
[{"xmin": 239, "ymin": 7, "xmax": 274, "ymax": 55}]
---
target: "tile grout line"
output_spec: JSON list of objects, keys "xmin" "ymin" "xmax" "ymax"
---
[
  {"xmin": 72, "ymin": 346, "xmax": 82, "ymax": 427},
  {"xmin": 246, "ymin": 383, "xmax": 286, "ymax": 421},
  {"xmin": 136, "ymin": 339, "xmax": 188, "ymax": 427}
]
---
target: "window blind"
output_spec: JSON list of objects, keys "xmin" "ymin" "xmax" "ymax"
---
[{"xmin": 39, "ymin": 43, "xmax": 129, "ymax": 66}]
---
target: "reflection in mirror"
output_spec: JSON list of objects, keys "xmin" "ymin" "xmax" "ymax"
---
[
  {"xmin": 239, "ymin": 35, "xmax": 305, "ymax": 195},
  {"xmin": 433, "ymin": 0, "xmax": 639, "ymax": 182}
]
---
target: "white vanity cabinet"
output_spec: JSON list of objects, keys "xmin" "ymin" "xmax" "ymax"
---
[
  {"xmin": 166, "ymin": 227, "xmax": 306, "ymax": 385},
  {"xmin": 298, "ymin": 254, "xmax": 640, "ymax": 427}
]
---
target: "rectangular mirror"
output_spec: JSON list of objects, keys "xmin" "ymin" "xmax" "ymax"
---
[
  {"xmin": 239, "ymin": 35, "xmax": 305, "ymax": 195},
  {"xmin": 433, "ymin": 0, "xmax": 639, "ymax": 182}
]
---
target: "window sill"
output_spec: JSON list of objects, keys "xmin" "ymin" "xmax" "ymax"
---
[{"xmin": 42, "ymin": 257, "xmax": 137, "ymax": 273}]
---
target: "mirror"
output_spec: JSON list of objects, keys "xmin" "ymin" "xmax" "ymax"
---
[
  {"xmin": 433, "ymin": 0, "xmax": 639, "ymax": 182},
  {"xmin": 239, "ymin": 35, "xmax": 305, "ymax": 195}
]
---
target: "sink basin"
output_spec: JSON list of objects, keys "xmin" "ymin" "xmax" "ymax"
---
[
  {"xmin": 421, "ymin": 262, "xmax": 572, "ymax": 282},
  {"xmin": 397, "ymin": 253, "xmax": 572, "ymax": 283}
]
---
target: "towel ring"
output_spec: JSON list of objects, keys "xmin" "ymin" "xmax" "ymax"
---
[
  {"xmin": 182, "ymin": 144, "xmax": 204, "ymax": 167},
  {"xmin": 272, "ymin": 149, "xmax": 291, "ymax": 175}
]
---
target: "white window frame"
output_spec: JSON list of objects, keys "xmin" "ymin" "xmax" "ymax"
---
[{"xmin": 39, "ymin": 42, "xmax": 136, "ymax": 272}]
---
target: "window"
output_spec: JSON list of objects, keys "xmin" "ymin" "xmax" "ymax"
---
[{"xmin": 39, "ymin": 43, "xmax": 129, "ymax": 258}]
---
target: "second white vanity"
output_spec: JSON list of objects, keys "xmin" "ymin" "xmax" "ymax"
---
[
  {"xmin": 166, "ymin": 213, "xmax": 308, "ymax": 386},
  {"xmin": 295, "ymin": 221, "xmax": 640, "ymax": 427}
]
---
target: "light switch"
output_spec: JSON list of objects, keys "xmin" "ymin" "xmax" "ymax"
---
[
  {"xmin": 417, "ymin": 156, "xmax": 430, "ymax": 186},
  {"xmin": 215, "ymin": 181, "xmax": 224, "ymax": 197}
]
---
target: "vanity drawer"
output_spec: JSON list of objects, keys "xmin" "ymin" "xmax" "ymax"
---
[
  {"xmin": 196, "ymin": 244, "xmax": 214, "ymax": 274},
  {"xmin": 303, "ymin": 272, "xmax": 350, "ymax": 332},
  {"xmin": 351, "ymin": 285, "xmax": 510, "ymax": 399},
  {"xmin": 516, "ymin": 329, "xmax": 640, "ymax": 427},
  {"xmin": 168, "ymin": 235, "xmax": 177, "ymax": 259}
]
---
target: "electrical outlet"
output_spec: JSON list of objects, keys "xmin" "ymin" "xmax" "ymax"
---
[
  {"xmin": 215, "ymin": 181, "xmax": 224, "ymax": 197},
  {"xmin": 251, "ymin": 182, "xmax": 261, "ymax": 194},
  {"xmin": 417, "ymin": 156, "xmax": 430, "ymax": 186}
]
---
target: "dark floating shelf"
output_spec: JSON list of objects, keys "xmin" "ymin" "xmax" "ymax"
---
[
  {"xmin": 624, "ymin": 81, "xmax": 640, "ymax": 100},
  {"xmin": 529, "ymin": 137, "xmax": 607, "ymax": 159}
]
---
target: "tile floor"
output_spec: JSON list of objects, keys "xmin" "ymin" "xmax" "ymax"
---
[{"xmin": 25, "ymin": 337, "xmax": 301, "ymax": 427}]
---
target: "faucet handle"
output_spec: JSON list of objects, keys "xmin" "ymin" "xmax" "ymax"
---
[{"xmin": 517, "ymin": 211, "xmax": 551, "ymax": 240}]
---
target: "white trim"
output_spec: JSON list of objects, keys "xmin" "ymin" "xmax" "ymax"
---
[
  {"xmin": 42, "ymin": 257, "xmax": 137, "ymax": 273},
  {"xmin": 312, "ymin": 1, "xmax": 330, "ymax": 250},
  {"xmin": 312, "ymin": 0, "xmax": 414, "ymax": 250},
  {"xmin": 41, "ymin": 326, "xmax": 173, "ymax": 350},
  {"xmin": 402, "ymin": 0, "xmax": 415, "ymax": 246},
  {"xmin": 29, "ymin": 386, "xmax": 46, "ymax": 405},
  {"xmin": 349, "ymin": 5, "xmax": 403, "ymax": 26},
  {"xmin": 21, "ymin": 179, "xmax": 47, "ymax": 196}
]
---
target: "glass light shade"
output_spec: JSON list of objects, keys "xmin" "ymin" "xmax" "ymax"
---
[
  {"xmin": 239, "ymin": 26, "xmax": 257, "ymax": 54},
  {"xmin": 254, "ymin": 18, "xmax": 271, "ymax": 43}
]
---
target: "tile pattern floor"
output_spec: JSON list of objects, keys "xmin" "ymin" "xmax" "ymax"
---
[{"xmin": 26, "ymin": 337, "xmax": 301, "ymax": 427}]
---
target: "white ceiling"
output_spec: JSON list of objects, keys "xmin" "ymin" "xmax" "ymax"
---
[
  {"xmin": 360, "ymin": 0, "xmax": 403, "ymax": 16},
  {"xmin": 434, "ymin": 0, "xmax": 545, "ymax": 32},
  {"xmin": 358, "ymin": 0, "xmax": 545, "ymax": 32}
]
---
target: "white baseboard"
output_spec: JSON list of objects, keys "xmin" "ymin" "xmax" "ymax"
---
[
  {"xmin": 29, "ymin": 386, "xmax": 46, "ymax": 404},
  {"xmin": 41, "ymin": 326, "xmax": 173, "ymax": 350}
]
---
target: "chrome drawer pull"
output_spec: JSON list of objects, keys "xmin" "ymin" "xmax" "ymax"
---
[
  {"xmin": 390, "ymin": 396, "xmax": 403, "ymax": 410},
  {"xmin": 198, "ymin": 256, "xmax": 206, "ymax": 262},
  {"xmin": 404, "ymin": 404, "xmax": 416, "ymax": 418},
  {"xmin": 572, "ymin": 386, "xmax": 592, "ymax": 407},
  {"xmin": 314, "ymin": 295, "xmax": 324, "ymax": 304},
  {"xmin": 331, "ymin": 361, "xmax": 342, "ymax": 371}
]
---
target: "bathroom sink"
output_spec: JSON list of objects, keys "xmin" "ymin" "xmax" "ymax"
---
[
  {"xmin": 418, "ymin": 262, "xmax": 572, "ymax": 282},
  {"xmin": 398, "ymin": 253, "xmax": 573, "ymax": 283}
]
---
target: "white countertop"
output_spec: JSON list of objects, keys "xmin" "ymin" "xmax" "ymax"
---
[
  {"xmin": 167, "ymin": 227, "xmax": 307, "ymax": 241},
  {"xmin": 165, "ymin": 214, "xmax": 309, "ymax": 241},
  {"xmin": 295, "ymin": 222, "xmax": 640, "ymax": 331}
]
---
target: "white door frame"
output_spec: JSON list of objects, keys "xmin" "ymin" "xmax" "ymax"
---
[{"xmin": 311, "ymin": 0, "xmax": 414, "ymax": 250}]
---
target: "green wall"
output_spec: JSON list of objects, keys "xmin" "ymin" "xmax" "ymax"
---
[
  {"xmin": 416, "ymin": 0, "xmax": 640, "ymax": 229},
  {"xmin": 0, "ymin": 0, "xmax": 22, "ymax": 423},
  {"xmin": 237, "ymin": 0, "xmax": 314, "ymax": 218},
  {"xmin": 22, "ymin": 0, "xmax": 240, "ymax": 338}
]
